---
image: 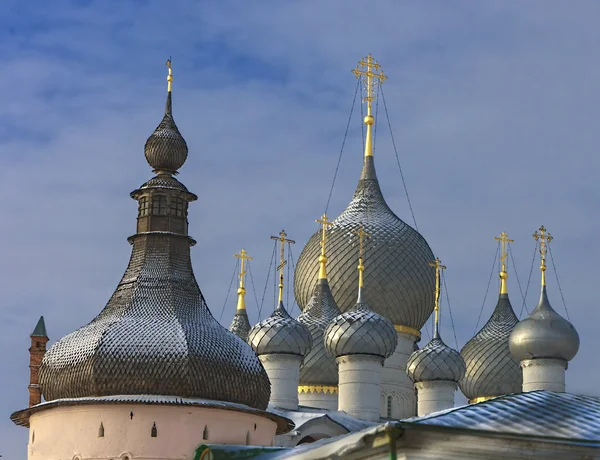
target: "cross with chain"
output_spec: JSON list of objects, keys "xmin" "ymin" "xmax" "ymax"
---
[
  {"xmin": 351, "ymin": 54, "xmax": 388, "ymax": 110},
  {"xmin": 533, "ymin": 225, "xmax": 552, "ymax": 286},
  {"xmin": 428, "ymin": 258, "xmax": 446, "ymax": 329},
  {"xmin": 270, "ymin": 230, "xmax": 295, "ymax": 303}
]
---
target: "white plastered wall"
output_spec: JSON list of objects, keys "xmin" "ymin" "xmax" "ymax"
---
[{"xmin": 27, "ymin": 403, "xmax": 277, "ymax": 460}]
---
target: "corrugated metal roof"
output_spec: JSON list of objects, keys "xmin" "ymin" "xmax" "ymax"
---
[{"xmin": 408, "ymin": 390, "xmax": 600, "ymax": 442}]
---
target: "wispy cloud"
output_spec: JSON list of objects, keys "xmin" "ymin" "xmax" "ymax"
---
[{"xmin": 2, "ymin": 1, "xmax": 600, "ymax": 456}]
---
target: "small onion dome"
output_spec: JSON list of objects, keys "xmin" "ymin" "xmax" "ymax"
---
[
  {"xmin": 144, "ymin": 92, "xmax": 188, "ymax": 173},
  {"xmin": 459, "ymin": 294, "xmax": 522, "ymax": 401},
  {"xmin": 509, "ymin": 286, "xmax": 579, "ymax": 362},
  {"xmin": 297, "ymin": 279, "xmax": 341, "ymax": 386},
  {"xmin": 230, "ymin": 309, "xmax": 252, "ymax": 342},
  {"xmin": 248, "ymin": 302, "xmax": 312, "ymax": 357},
  {"xmin": 325, "ymin": 293, "xmax": 398, "ymax": 359},
  {"xmin": 294, "ymin": 156, "xmax": 435, "ymax": 330},
  {"xmin": 406, "ymin": 333, "xmax": 466, "ymax": 383}
]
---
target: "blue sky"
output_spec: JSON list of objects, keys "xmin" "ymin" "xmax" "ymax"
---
[{"xmin": 3, "ymin": 1, "xmax": 600, "ymax": 456}]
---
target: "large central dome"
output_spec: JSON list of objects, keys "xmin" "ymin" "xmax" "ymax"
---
[{"xmin": 294, "ymin": 155, "xmax": 435, "ymax": 331}]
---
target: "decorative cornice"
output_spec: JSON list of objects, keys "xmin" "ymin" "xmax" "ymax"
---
[
  {"xmin": 520, "ymin": 358, "xmax": 567, "ymax": 370},
  {"xmin": 258, "ymin": 354, "xmax": 303, "ymax": 364},
  {"xmin": 298, "ymin": 385, "xmax": 338, "ymax": 395},
  {"xmin": 394, "ymin": 324, "xmax": 421, "ymax": 338},
  {"xmin": 415, "ymin": 380, "xmax": 457, "ymax": 391},
  {"xmin": 468, "ymin": 395, "xmax": 496, "ymax": 404}
]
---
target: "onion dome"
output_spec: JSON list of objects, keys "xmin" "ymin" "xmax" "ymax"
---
[
  {"xmin": 248, "ymin": 301, "xmax": 312, "ymax": 357},
  {"xmin": 297, "ymin": 215, "xmax": 342, "ymax": 386},
  {"xmin": 407, "ymin": 332, "xmax": 465, "ymax": 383},
  {"xmin": 298, "ymin": 279, "xmax": 340, "ymax": 386},
  {"xmin": 459, "ymin": 233, "xmax": 522, "ymax": 402},
  {"xmin": 229, "ymin": 250, "xmax": 253, "ymax": 342},
  {"xmin": 406, "ymin": 258, "xmax": 465, "ymax": 383},
  {"xmin": 509, "ymin": 227, "xmax": 579, "ymax": 363},
  {"xmin": 325, "ymin": 290, "xmax": 398, "ymax": 359},
  {"xmin": 39, "ymin": 64, "xmax": 271, "ymax": 410},
  {"xmin": 144, "ymin": 62, "xmax": 188, "ymax": 173},
  {"xmin": 325, "ymin": 224, "xmax": 398, "ymax": 359},
  {"xmin": 294, "ymin": 56, "xmax": 434, "ymax": 333},
  {"xmin": 509, "ymin": 286, "xmax": 579, "ymax": 362}
]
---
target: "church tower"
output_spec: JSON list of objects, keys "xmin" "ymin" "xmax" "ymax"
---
[
  {"xmin": 294, "ymin": 55, "xmax": 435, "ymax": 419},
  {"xmin": 509, "ymin": 226, "xmax": 579, "ymax": 392},
  {"xmin": 297, "ymin": 214, "xmax": 341, "ymax": 410},
  {"xmin": 28, "ymin": 316, "xmax": 48, "ymax": 408},
  {"xmin": 11, "ymin": 61, "xmax": 290, "ymax": 459},
  {"xmin": 459, "ymin": 232, "xmax": 522, "ymax": 403}
]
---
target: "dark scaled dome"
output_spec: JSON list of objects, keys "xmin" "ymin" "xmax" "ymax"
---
[
  {"xmin": 509, "ymin": 286, "xmax": 579, "ymax": 363},
  {"xmin": 406, "ymin": 333, "xmax": 465, "ymax": 383},
  {"xmin": 459, "ymin": 294, "xmax": 522, "ymax": 401},
  {"xmin": 144, "ymin": 92, "xmax": 188, "ymax": 173},
  {"xmin": 297, "ymin": 279, "xmax": 341, "ymax": 386},
  {"xmin": 248, "ymin": 302, "xmax": 313, "ymax": 357},
  {"xmin": 39, "ymin": 83, "xmax": 271, "ymax": 411},
  {"xmin": 294, "ymin": 156, "xmax": 435, "ymax": 330},
  {"xmin": 325, "ymin": 293, "xmax": 398, "ymax": 359}
]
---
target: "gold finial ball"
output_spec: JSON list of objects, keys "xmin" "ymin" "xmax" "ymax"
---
[
  {"xmin": 364, "ymin": 115, "xmax": 375, "ymax": 125},
  {"xmin": 500, "ymin": 271, "xmax": 508, "ymax": 280},
  {"xmin": 319, "ymin": 255, "xmax": 328, "ymax": 264},
  {"xmin": 238, "ymin": 287, "xmax": 246, "ymax": 295}
]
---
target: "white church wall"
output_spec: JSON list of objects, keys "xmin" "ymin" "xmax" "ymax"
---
[
  {"xmin": 381, "ymin": 331, "xmax": 417, "ymax": 419},
  {"xmin": 27, "ymin": 404, "xmax": 277, "ymax": 460},
  {"xmin": 260, "ymin": 354, "xmax": 302, "ymax": 410},
  {"xmin": 338, "ymin": 354, "xmax": 382, "ymax": 421}
]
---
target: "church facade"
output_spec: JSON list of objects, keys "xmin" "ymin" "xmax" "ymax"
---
[{"xmin": 10, "ymin": 56, "xmax": 595, "ymax": 460}]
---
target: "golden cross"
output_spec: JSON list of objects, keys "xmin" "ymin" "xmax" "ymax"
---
[
  {"xmin": 533, "ymin": 225, "xmax": 553, "ymax": 286},
  {"xmin": 166, "ymin": 58, "xmax": 173, "ymax": 92},
  {"xmin": 316, "ymin": 214, "xmax": 334, "ymax": 280},
  {"xmin": 234, "ymin": 249, "xmax": 253, "ymax": 310},
  {"xmin": 354, "ymin": 224, "xmax": 370, "ymax": 289},
  {"xmin": 270, "ymin": 230, "xmax": 295, "ymax": 303},
  {"xmin": 234, "ymin": 249, "xmax": 253, "ymax": 289},
  {"xmin": 316, "ymin": 214, "xmax": 334, "ymax": 255},
  {"xmin": 351, "ymin": 54, "xmax": 387, "ymax": 110},
  {"xmin": 428, "ymin": 258, "xmax": 446, "ymax": 332},
  {"xmin": 494, "ymin": 232, "xmax": 514, "ymax": 271},
  {"xmin": 354, "ymin": 224, "xmax": 370, "ymax": 260},
  {"xmin": 494, "ymin": 232, "xmax": 514, "ymax": 294}
]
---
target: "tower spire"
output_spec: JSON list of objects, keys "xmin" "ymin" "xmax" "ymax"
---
[
  {"xmin": 271, "ymin": 230, "xmax": 295, "ymax": 304},
  {"xmin": 166, "ymin": 58, "xmax": 173, "ymax": 93},
  {"xmin": 352, "ymin": 54, "xmax": 387, "ymax": 158},
  {"xmin": 234, "ymin": 249, "xmax": 253, "ymax": 311},
  {"xmin": 354, "ymin": 224, "xmax": 370, "ymax": 302},
  {"xmin": 428, "ymin": 258, "xmax": 446, "ymax": 338},
  {"xmin": 494, "ymin": 232, "xmax": 514, "ymax": 295},
  {"xmin": 316, "ymin": 214, "xmax": 333, "ymax": 280},
  {"xmin": 533, "ymin": 225, "xmax": 552, "ymax": 287}
]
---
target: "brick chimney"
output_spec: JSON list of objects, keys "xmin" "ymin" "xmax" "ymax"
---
[{"xmin": 29, "ymin": 316, "xmax": 48, "ymax": 407}]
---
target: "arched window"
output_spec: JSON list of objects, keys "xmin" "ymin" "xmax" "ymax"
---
[
  {"xmin": 387, "ymin": 395, "xmax": 393, "ymax": 418},
  {"xmin": 138, "ymin": 197, "xmax": 149, "ymax": 217},
  {"xmin": 151, "ymin": 196, "xmax": 167, "ymax": 215}
]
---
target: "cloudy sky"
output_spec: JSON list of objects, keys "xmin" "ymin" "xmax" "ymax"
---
[{"xmin": 2, "ymin": 0, "xmax": 600, "ymax": 456}]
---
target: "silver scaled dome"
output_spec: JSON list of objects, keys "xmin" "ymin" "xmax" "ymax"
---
[
  {"xmin": 406, "ymin": 332, "xmax": 466, "ymax": 383},
  {"xmin": 144, "ymin": 92, "xmax": 188, "ymax": 173},
  {"xmin": 294, "ymin": 156, "xmax": 435, "ymax": 330},
  {"xmin": 248, "ymin": 302, "xmax": 313, "ymax": 357},
  {"xmin": 459, "ymin": 294, "xmax": 522, "ymax": 401},
  {"xmin": 230, "ymin": 309, "xmax": 252, "ymax": 342},
  {"xmin": 509, "ymin": 286, "xmax": 579, "ymax": 363},
  {"xmin": 39, "ymin": 86, "xmax": 271, "ymax": 410},
  {"xmin": 325, "ymin": 290, "xmax": 398, "ymax": 359},
  {"xmin": 297, "ymin": 279, "xmax": 341, "ymax": 386}
]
